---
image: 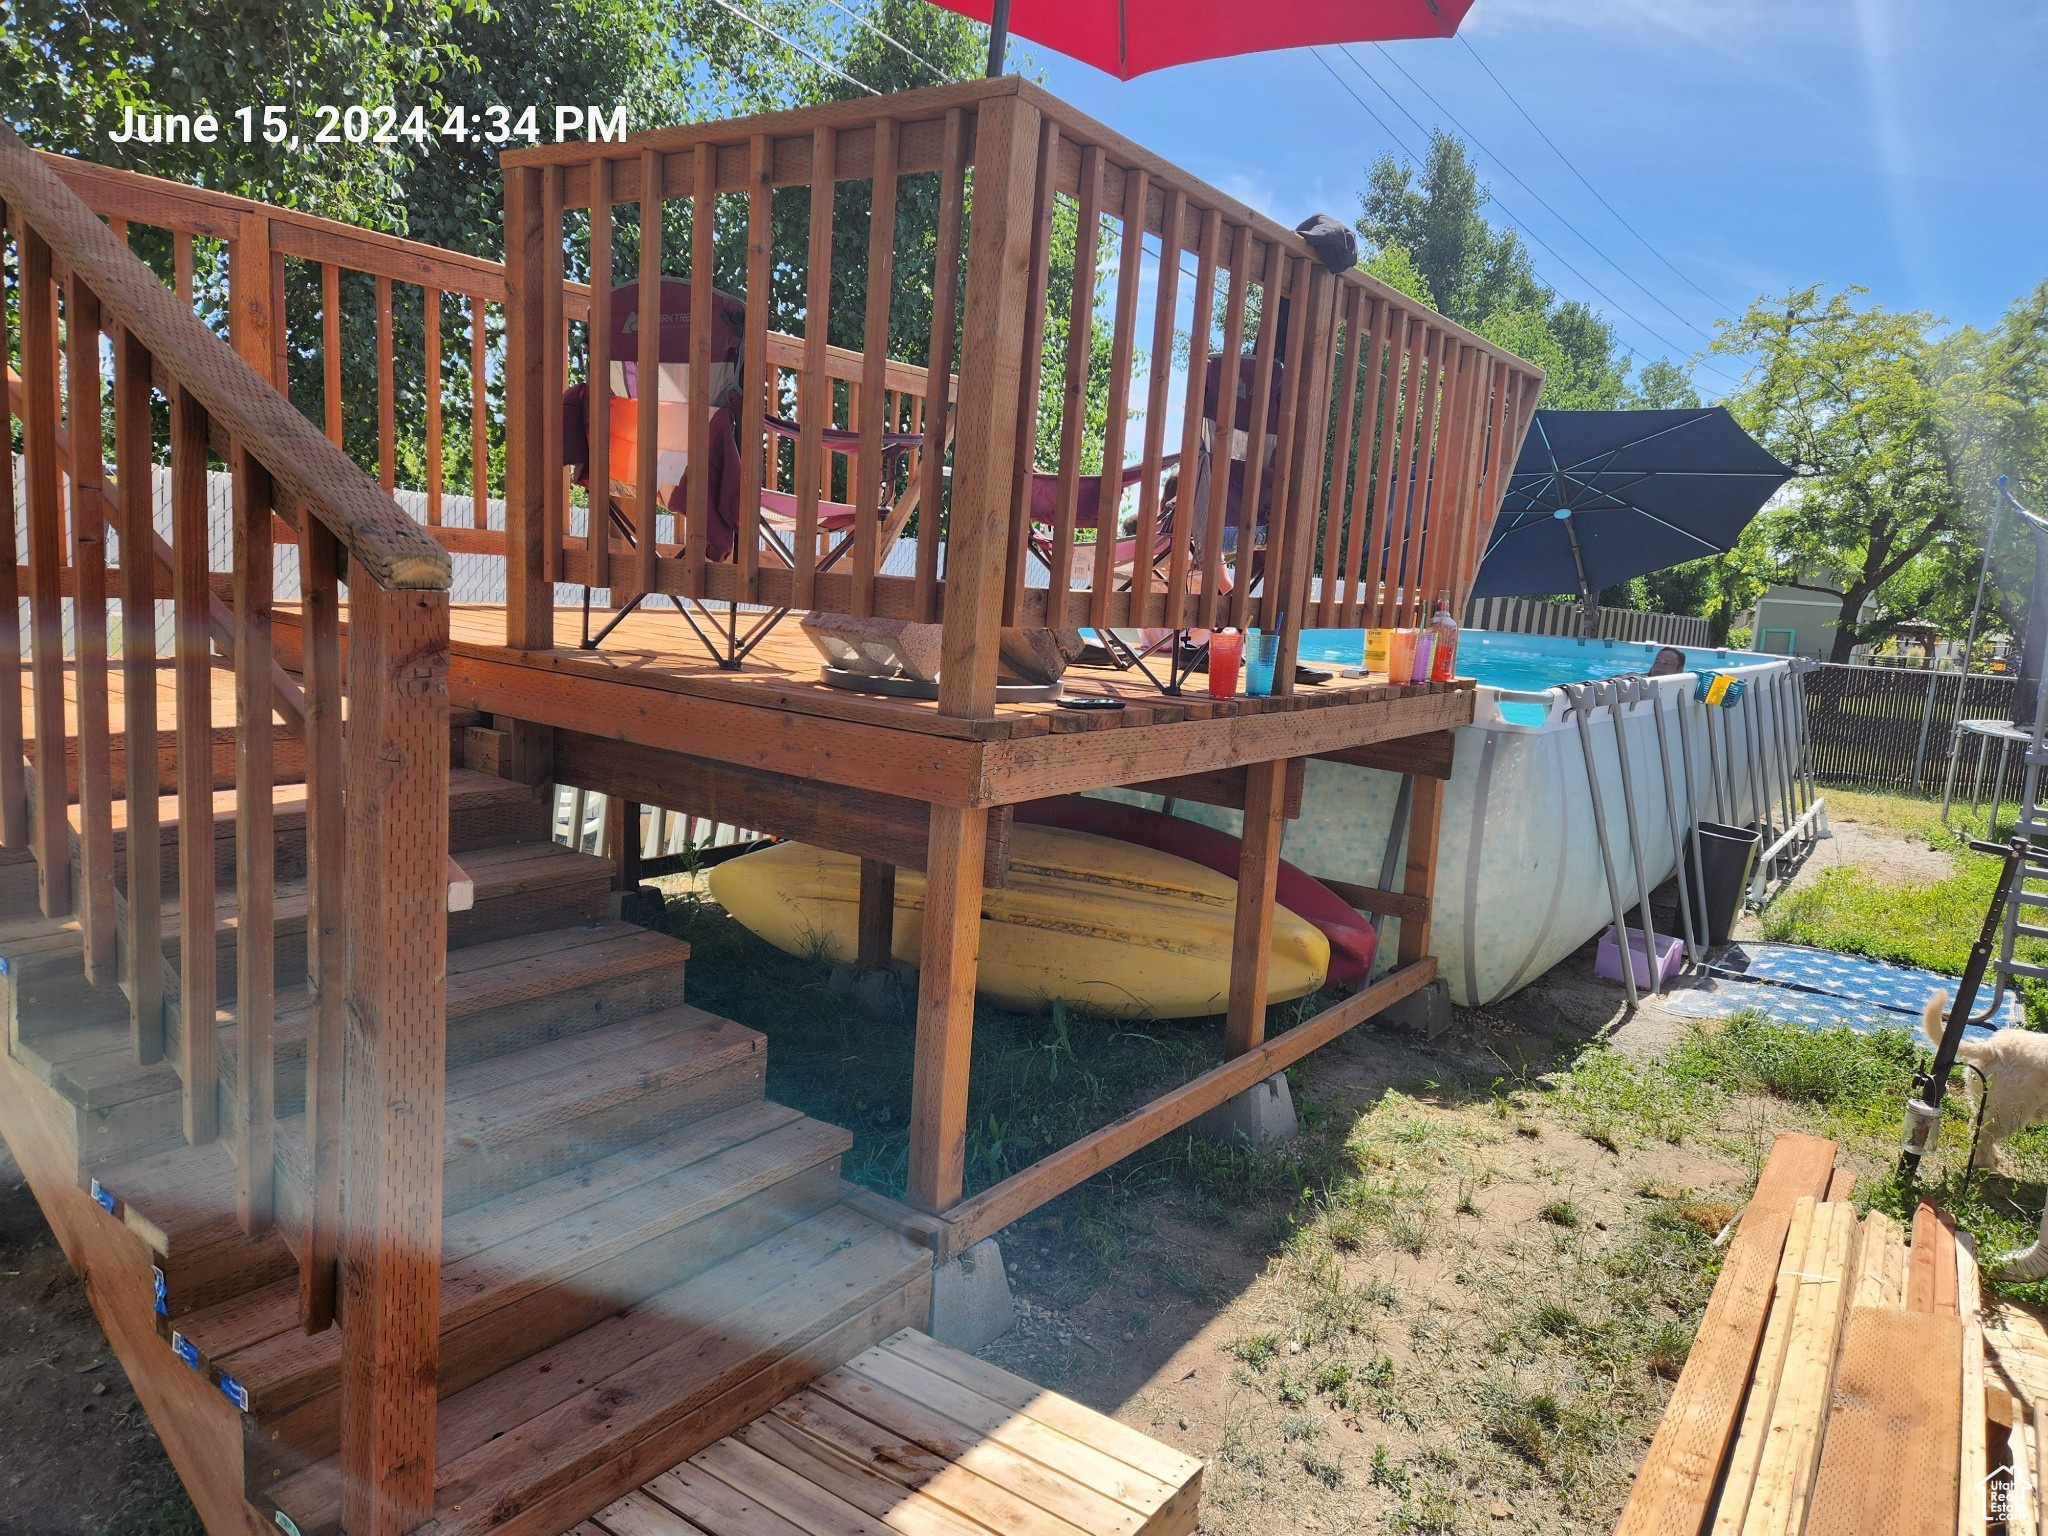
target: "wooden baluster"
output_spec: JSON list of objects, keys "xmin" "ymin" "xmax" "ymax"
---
[
  {"xmin": 375, "ymin": 274, "xmax": 396, "ymax": 494},
  {"xmin": 1130, "ymin": 186, "xmax": 1186, "ymax": 632},
  {"xmin": 1363, "ymin": 311, "xmax": 1412, "ymax": 629},
  {"xmin": 633, "ymin": 150, "xmax": 661, "ymax": 599},
  {"xmin": 424, "ymin": 287, "xmax": 443, "ymax": 526},
  {"xmin": 1338, "ymin": 294, "xmax": 1392, "ymax": 630},
  {"xmin": 541, "ymin": 165, "xmax": 567, "ymax": 588},
  {"xmin": 297, "ymin": 516, "xmax": 345, "ymax": 1332},
  {"xmin": 1375, "ymin": 317, "xmax": 1426, "ymax": 628},
  {"xmin": 504, "ymin": 166, "xmax": 554, "ymax": 650},
  {"xmin": 1229, "ymin": 249, "xmax": 1283, "ymax": 632},
  {"xmin": 18, "ymin": 230, "xmax": 69, "ymax": 918},
  {"xmin": 1272, "ymin": 265, "xmax": 1339, "ymax": 687},
  {"xmin": 1461, "ymin": 360, "xmax": 1514, "ymax": 598},
  {"xmin": 738, "ymin": 134, "xmax": 772, "ymax": 605},
  {"xmin": 914, "ymin": 108, "xmax": 965, "ymax": 625},
  {"xmin": 1000, "ymin": 117, "xmax": 1057, "ymax": 626},
  {"xmin": 1046, "ymin": 145, "xmax": 1104, "ymax": 628},
  {"xmin": 852, "ymin": 118, "xmax": 899, "ymax": 618},
  {"xmin": 170, "ymin": 385, "xmax": 217, "ymax": 1145},
  {"xmin": 585, "ymin": 158, "xmax": 612, "ymax": 590},
  {"xmin": 1394, "ymin": 330, "xmax": 1447, "ymax": 626},
  {"xmin": 793, "ymin": 126, "xmax": 835, "ymax": 613},
  {"xmin": 338, "ymin": 578, "xmax": 450, "ymax": 1536},
  {"xmin": 469, "ymin": 298, "xmax": 489, "ymax": 528},
  {"xmin": 1199, "ymin": 223, "xmax": 1250, "ymax": 632},
  {"xmin": 64, "ymin": 276, "xmax": 117, "ymax": 979},
  {"xmin": 321, "ymin": 263, "xmax": 343, "ymax": 446},
  {"xmin": 172, "ymin": 231, "xmax": 193, "ymax": 307},
  {"xmin": 1253, "ymin": 256, "xmax": 1312, "ymax": 642},
  {"xmin": 1090, "ymin": 166, "xmax": 1147, "ymax": 631},
  {"xmin": 1164, "ymin": 206, "xmax": 1219, "ymax": 631},
  {"xmin": 114, "ymin": 329, "xmax": 162, "ymax": 1065},
  {"xmin": 233, "ymin": 448, "xmax": 275, "ymax": 1230},
  {"xmin": 1418, "ymin": 344, "xmax": 1476, "ymax": 614},
  {"xmin": 1315, "ymin": 284, "xmax": 1365, "ymax": 630},
  {"xmin": 684, "ymin": 142, "xmax": 714, "ymax": 598},
  {"xmin": 0, "ymin": 202, "xmax": 26, "ymax": 850}
]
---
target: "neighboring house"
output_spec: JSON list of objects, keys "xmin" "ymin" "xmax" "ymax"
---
[{"xmin": 1752, "ymin": 582, "xmax": 1859, "ymax": 660}]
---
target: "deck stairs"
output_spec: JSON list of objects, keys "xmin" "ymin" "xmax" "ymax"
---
[{"xmin": 0, "ymin": 710, "xmax": 957, "ymax": 1536}]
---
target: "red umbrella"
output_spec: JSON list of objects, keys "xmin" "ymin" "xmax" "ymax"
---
[{"xmin": 931, "ymin": 0, "xmax": 1474, "ymax": 80}]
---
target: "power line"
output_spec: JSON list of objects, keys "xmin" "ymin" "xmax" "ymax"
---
[
  {"xmin": 824, "ymin": 0, "xmax": 958, "ymax": 85},
  {"xmin": 1325, "ymin": 46, "xmax": 1743, "ymax": 388},
  {"xmin": 1366, "ymin": 41, "xmax": 1716, "ymax": 346},
  {"xmin": 1457, "ymin": 33, "xmax": 1740, "ymax": 316},
  {"xmin": 703, "ymin": 0, "xmax": 881, "ymax": 96}
]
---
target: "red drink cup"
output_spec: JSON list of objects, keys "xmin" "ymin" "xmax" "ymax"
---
[{"xmin": 1207, "ymin": 630, "xmax": 1244, "ymax": 697}]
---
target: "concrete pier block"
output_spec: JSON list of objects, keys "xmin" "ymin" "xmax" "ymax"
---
[
  {"xmin": 1192, "ymin": 1071, "xmax": 1299, "ymax": 1147},
  {"xmin": 929, "ymin": 1238, "xmax": 1015, "ymax": 1352}
]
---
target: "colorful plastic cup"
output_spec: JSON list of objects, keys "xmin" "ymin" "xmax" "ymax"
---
[
  {"xmin": 1206, "ymin": 629, "xmax": 1243, "ymax": 698},
  {"xmin": 1244, "ymin": 629, "xmax": 1280, "ymax": 697}
]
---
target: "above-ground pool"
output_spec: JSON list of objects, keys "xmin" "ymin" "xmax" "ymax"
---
[{"xmin": 1114, "ymin": 629, "xmax": 1815, "ymax": 1007}]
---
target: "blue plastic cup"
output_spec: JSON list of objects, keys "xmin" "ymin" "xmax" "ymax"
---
[{"xmin": 1244, "ymin": 628, "xmax": 1279, "ymax": 697}]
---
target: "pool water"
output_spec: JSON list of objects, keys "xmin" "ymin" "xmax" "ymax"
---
[{"xmin": 1294, "ymin": 628, "xmax": 1760, "ymax": 695}]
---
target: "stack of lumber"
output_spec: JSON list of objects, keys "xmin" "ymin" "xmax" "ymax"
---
[{"xmin": 1614, "ymin": 1132, "xmax": 2048, "ymax": 1536}]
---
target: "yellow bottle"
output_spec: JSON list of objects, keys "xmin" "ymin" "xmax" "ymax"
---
[{"xmin": 1364, "ymin": 628, "xmax": 1390, "ymax": 676}]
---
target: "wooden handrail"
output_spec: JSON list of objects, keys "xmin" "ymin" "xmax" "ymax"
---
[{"xmin": 0, "ymin": 126, "xmax": 452, "ymax": 592}]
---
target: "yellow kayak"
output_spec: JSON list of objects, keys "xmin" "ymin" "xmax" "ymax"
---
[{"xmin": 706, "ymin": 824, "xmax": 1330, "ymax": 1019}]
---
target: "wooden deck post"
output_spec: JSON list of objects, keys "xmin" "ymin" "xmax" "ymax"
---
[
  {"xmin": 935, "ymin": 90, "xmax": 1041, "ymax": 721},
  {"xmin": 1398, "ymin": 777, "xmax": 1443, "ymax": 967},
  {"xmin": 339, "ymin": 580, "xmax": 451, "ymax": 1536},
  {"xmin": 1224, "ymin": 759, "xmax": 1291, "ymax": 1056},
  {"xmin": 907, "ymin": 805, "xmax": 988, "ymax": 1214},
  {"xmin": 498, "ymin": 162, "xmax": 556, "ymax": 785},
  {"xmin": 856, "ymin": 859, "xmax": 897, "ymax": 971}
]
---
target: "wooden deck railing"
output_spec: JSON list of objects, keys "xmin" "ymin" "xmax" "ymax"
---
[
  {"xmin": 3, "ymin": 125, "xmax": 453, "ymax": 1535},
  {"xmin": 501, "ymin": 77, "xmax": 1543, "ymax": 715}
]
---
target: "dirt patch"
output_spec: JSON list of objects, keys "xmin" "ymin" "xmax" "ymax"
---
[{"xmin": 0, "ymin": 1142, "xmax": 196, "ymax": 1536}]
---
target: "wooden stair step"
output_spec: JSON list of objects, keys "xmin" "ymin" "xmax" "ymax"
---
[
  {"xmin": 0, "ymin": 842, "xmax": 41, "ymax": 919},
  {"xmin": 212, "ymin": 919, "xmax": 692, "ymax": 1139},
  {"xmin": 181, "ymin": 1100, "xmax": 849, "ymax": 1436},
  {"xmin": 258, "ymin": 1204, "xmax": 936, "ymax": 1536},
  {"xmin": 617, "ymin": 1328, "xmax": 1203, "ymax": 1536},
  {"xmin": 74, "ymin": 1138, "xmax": 297, "ymax": 1319},
  {"xmin": 64, "ymin": 768, "xmax": 550, "ymax": 894},
  {"xmin": 273, "ymin": 1001, "xmax": 767, "ymax": 1225}
]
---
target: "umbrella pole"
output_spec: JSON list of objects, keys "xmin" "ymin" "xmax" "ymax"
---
[
  {"xmin": 986, "ymin": 0, "xmax": 1010, "ymax": 75},
  {"xmin": 1563, "ymin": 514, "xmax": 1596, "ymax": 638}
]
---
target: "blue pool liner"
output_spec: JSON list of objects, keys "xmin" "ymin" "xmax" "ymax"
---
[{"xmin": 1657, "ymin": 942, "xmax": 2014, "ymax": 1038}]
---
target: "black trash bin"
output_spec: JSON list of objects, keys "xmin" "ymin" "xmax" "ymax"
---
[{"xmin": 1681, "ymin": 821, "xmax": 1761, "ymax": 946}]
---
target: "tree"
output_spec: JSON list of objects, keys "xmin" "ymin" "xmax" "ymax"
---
[
  {"xmin": 1713, "ymin": 285, "xmax": 1985, "ymax": 663},
  {"xmin": 1355, "ymin": 131, "xmax": 1634, "ymax": 412}
]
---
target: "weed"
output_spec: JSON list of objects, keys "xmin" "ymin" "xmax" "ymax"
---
[
  {"xmin": 1368, "ymin": 1445, "xmax": 1409, "ymax": 1493},
  {"xmin": 1539, "ymin": 1199, "xmax": 1581, "ymax": 1228},
  {"xmin": 1299, "ymin": 1446, "xmax": 1345, "ymax": 1488},
  {"xmin": 1276, "ymin": 1371, "xmax": 1310, "ymax": 1406},
  {"xmin": 1231, "ymin": 1334, "xmax": 1279, "ymax": 1370},
  {"xmin": 1313, "ymin": 1360, "xmax": 1353, "ymax": 1396},
  {"xmin": 1488, "ymin": 1389, "xmax": 1562, "ymax": 1466},
  {"xmin": 1643, "ymin": 1320, "xmax": 1694, "ymax": 1378},
  {"xmin": 1280, "ymin": 1410, "xmax": 1323, "ymax": 1441}
]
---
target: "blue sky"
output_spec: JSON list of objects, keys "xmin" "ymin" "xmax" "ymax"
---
[{"xmin": 1019, "ymin": 0, "xmax": 2048, "ymax": 401}]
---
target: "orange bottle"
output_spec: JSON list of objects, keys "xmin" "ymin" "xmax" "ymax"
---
[{"xmin": 1428, "ymin": 592, "xmax": 1460, "ymax": 681}]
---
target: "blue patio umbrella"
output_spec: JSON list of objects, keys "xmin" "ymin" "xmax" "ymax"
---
[{"xmin": 1471, "ymin": 408, "xmax": 1791, "ymax": 632}]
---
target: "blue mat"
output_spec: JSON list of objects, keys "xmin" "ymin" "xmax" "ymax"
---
[{"xmin": 1653, "ymin": 942, "xmax": 2014, "ymax": 1039}]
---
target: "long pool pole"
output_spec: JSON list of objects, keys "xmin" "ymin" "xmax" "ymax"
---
[
  {"xmin": 1605, "ymin": 680, "xmax": 1665, "ymax": 995},
  {"xmin": 1569, "ymin": 683, "xmax": 1640, "ymax": 1009},
  {"xmin": 1673, "ymin": 683, "xmax": 1714, "ymax": 953},
  {"xmin": 1648, "ymin": 678, "xmax": 1700, "ymax": 962}
]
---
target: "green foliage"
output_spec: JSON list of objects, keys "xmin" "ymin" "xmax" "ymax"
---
[{"xmin": 1712, "ymin": 281, "xmax": 2048, "ymax": 660}]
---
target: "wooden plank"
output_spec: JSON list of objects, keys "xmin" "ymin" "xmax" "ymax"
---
[
  {"xmin": 469, "ymin": 297, "xmax": 490, "ymax": 519},
  {"xmin": 540, "ymin": 165, "xmax": 567, "ymax": 587},
  {"xmin": 946, "ymin": 958, "xmax": 1437, "ymax": 1251},
  {"xmin": 321, "ymin": 263, "xmax": 344, "ymax": 444},
  {"xmin": 64, "ymin": 276, "xmax": 117, "ymax": 977},
  {"xmin": 1224, "ymin": 759, "xmax": 1289, "ymax": 1056},
  {"xmin": 0, "ymin": 200, "xmax": 25, "ymax": 852},
  {"xmin": 1397, "ymin": 774, "xmax": 1443, "ymax": 967},
  {"xmin": 1125, "ymin": 759, "xmax": 1304, "ymax": 817},
  {"xmin": 1089, "ymin": 162, "xmax": 1148, "ymax": 631},
  {"xmin": 734, "ymin": 1415, "xmax": 993, "ymax": 1536},
  {"xmin": 233, "ymin": 447, "xmax": 277, "ymax": 1231},
  {"xmin": 18, "ymin": 229, "xmax": 69, "ymax": 917},
  {"xmin": 1961, "ymin": 1233, "xmax": 1988, "ymax": 1536},
  {"xmin": 336, "ymin": 582, "xmax": 451, "ymax": 1536},
  {"xmin": 426, "ymin": 285, "xmax": 444, "ymax": 525},
  {"xmin": 855, "ymin": 859, "xmax": 896, "ymax": 971},
  {"xmin": 683, "ymin": 142, "xmax": 715, "ymax": 599},
  {"xmin": 1709, "ymin": 1197, "xmax": 1818, "ymax": 1536},
  {"xmin": 1804, "ymin": 1309, "xmax": 1963, "ymax": 1536},
  {"xmin": 586, "ymin": 157, "xmax": 612, "ymax": 590},
  {"xmin": 169, "ymin": 385, "xmax": 217, "ymax": 1144},
  {"xmin": 375, "ymin": 273, "xmax": 397, "ymax": 493},
  {"xmin": 1613, "ymin": 1132, "xmax": 1839, "ymax": 1536},
  {"xmin": 1739, "ymin": 1199, "xmax": 1855, "ymax": 1536},
  {"xmin": 502, "ymin": 165, "xmax": 555, "ymax": 647},
  {"xmin": 113, "ymin": 327, "xmax": 163, "ymax": 1063},
  {"xmin": 850, "ymin": 117, "xmax": 898, "ymax": 620},
  {"xmin": 297, "ymin": 517, "xmax": 345, "ymax": 1331},
  {"xmin": 906, "ymin": 804, "xmax": 988, "ymax": 1213},
  {"xmin": 1316, "ymin": 730, "xmax": 1457, "ymax": 780},
  {"xmin": 938, "ymin": 93, "xmax": 1042, "ymax": 718},
  {"xmin": 548, "ymin": 732, "xmax": 1010, "ymax": 883}
]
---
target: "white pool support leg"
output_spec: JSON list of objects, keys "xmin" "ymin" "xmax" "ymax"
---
[
  {"xmin": 1647, "ymin": 680, "xmax": 1701, "ymax": 963},
  {"xmin": 1673, "ymin": 687, "xmax": 1715, "ymax": 955},
  {"xmin": 1766, "ymin": 673, "xmax": 1797, "ymax": 837},
  {"xmin": 1568, "ymin": 683, "xmax": 1639, "ymax": 1009},
  {"xmin": 1604, "ymin": 680, "xmax": 1665, "ymax": 996},
  {"xmin": 1742, "ymin": 682, "xmax": 1771, "ymax": 835},
  {"xmin": 1701, "ymin": 688, "xmax": 1727, "ymax": 823},
  {"xmin": 1714, "ymin": 695, "xmax": 1739, "ymax": 825}
]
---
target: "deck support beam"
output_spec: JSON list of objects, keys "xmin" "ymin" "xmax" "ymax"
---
[
  {"xmin": 906, "ymin": 804, "xmax": 987, "ymax": 1214},
  {"xmin": 1225, "ymin": 758, "xmax": 1291, "ymax": 1056},
  {"xmin": 857, "ymin": 859, "xmax": 898, "ymax": 971}
]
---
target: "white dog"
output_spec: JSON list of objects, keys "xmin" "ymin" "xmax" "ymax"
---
[{"xmin": 1921, "ymin": 993, "xmax": 2048, "ymax": 1169}]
